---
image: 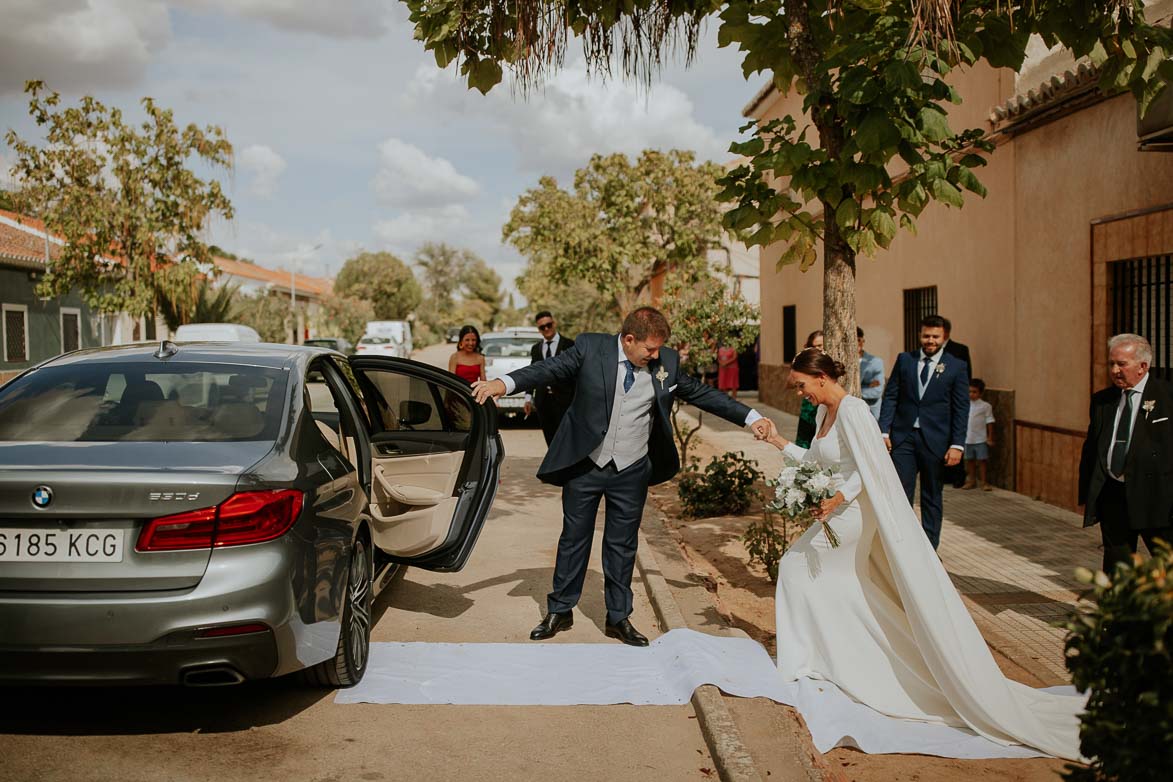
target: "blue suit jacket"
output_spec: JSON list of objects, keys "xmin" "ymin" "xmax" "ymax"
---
[
  {"xmin": 506, "ymin": 333, "xmax": 752, "ymax": 486},
  {"xmin": 878, "ymin": 351, "xmax": 969, "ymax": 458}
]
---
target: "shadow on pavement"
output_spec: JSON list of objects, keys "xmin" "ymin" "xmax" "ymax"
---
[{"xmin": 0, "ymin": 675, "xmax": 331, "ymax": 736}]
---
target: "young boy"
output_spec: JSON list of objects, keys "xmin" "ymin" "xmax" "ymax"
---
[{"xmin": 964, "ymin": 379, "xmax": 996, "ymax": 490}]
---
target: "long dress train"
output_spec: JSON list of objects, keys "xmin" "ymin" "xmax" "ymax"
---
[{"xmin": 774, "ymin": 395, "xmax": 1085, "ymax": 761}]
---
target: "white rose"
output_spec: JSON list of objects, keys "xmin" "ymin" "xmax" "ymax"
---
[
  {"xmin": 784, "ymin": 488, "xmax": 806, "ymax": 508},
  {"xmin": 778, "ymin": 467, "xmax": 798, "ymax": 487},
  {"xmin": 806, "ymin": 473, "xmax": 833, "ymax": 494}
]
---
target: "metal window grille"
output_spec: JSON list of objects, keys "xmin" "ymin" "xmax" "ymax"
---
[
  {"xmin": 902, "ymin": 286, "xmax": 938, "ymax": 352},
  {"xmin": 62, "ymin": 312, "xmax": 80, "ymax": 353},
  {"xmin": 4, "ymin": 309, "xmax": 27, "ymax": 363},
  {"xmin": 783, "ymin": 305, "xmax": 797, "ymax": 362},
  {"xmin": 1110, "ymin": 255, "xmax": 1171, "ymax": 381}
]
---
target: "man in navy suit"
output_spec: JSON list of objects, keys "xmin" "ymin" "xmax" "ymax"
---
[
  {"xmin": 472, "ymin": 307, "xmax": 774, "ymax": 645},
  {"xmin": 879, "ymin": 315, "xmax": 970, "ymax": 548}
]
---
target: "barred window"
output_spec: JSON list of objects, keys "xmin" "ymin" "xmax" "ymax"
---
[
  {"xmin": 3, "ymin": 305, "xmax": 28, "ymax": 363},
  {"xmin": 902, "ymin": 286, "xmax": 938, "ymax": 352},
  {"xmin": 782, "ymin": 305, "xmax": 796, "ymax": 362},
  {"xmin": 1110, "ymin": 255, "xmax": 1171, "ymax": 381}
]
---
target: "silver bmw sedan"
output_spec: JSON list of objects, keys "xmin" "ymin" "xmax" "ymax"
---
[{"xmin": 0, "ymin": 341, "xmax": 502, "ymax": 687}]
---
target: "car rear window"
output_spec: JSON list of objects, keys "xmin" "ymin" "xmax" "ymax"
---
[
  {"xmin": 0, "ymin": 361, "xmax": 289, "ymax": 442},
  {"xmin": 360, "ymin": 336, "xmax": 390, "ymax": 345},
  {"xmin": 482, "ymin": 339, "xmax": 533, "ymax": 358}
]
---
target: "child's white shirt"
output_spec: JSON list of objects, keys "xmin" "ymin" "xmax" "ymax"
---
[{"xmin": 966, "ymin": 399, "xmax": 995, "ymax": 445}]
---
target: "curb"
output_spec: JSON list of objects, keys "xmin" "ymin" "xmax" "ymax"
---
[{"xmin": 634, "ymin": 530, "xmax": 765, "ymax": 782}]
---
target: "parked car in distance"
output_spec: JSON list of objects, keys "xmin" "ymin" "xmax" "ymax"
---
[
  {"xmin": 0, "ymin": 342, "xmax": 503, "ymax": 688},
  {"xmin": 481, "ymin": 327, "xmax": 543, "ymax": 421},
  {"xmin": 364, "ymin": 321, "xmax": 412, "ymax": 358},
  {"xmin": 445, "ymin": 327, "xmax": 462, "ymax": 343},
  {"xmin": 174, "ymin": 323, "xmax": 261, "ymax": 342},
  {"xmin": 354, "ymin": 334, "xmax": 400, "ymax": 357},
  {"xmin": 304, "ymin": 337, "xmax": 353, "ymax": 355}
]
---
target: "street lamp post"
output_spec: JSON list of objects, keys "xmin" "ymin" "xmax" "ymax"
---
[{"xmin": 290, "ymin": 243, "xmax": 323, "ymax": 344}]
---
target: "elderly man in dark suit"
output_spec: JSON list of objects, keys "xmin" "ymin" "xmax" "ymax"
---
[
  {"xmin": 473, "ymin": 307, "xmax": 775, "ymax": 645},
  {"xmin": 879, "ymin": 315, "xmax": 970, "ymax": 549},
  {"xmin": 524, "ymin": 310, "xmax": 575, "ymax": 446},
  {"xmin": 1079, "ymin": 333, "xmax": 1172, "ymax": 573}
]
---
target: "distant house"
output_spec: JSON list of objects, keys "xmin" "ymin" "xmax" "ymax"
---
[
  {"xmin": 0, "ymin": 210, "xmax": 159, "ymax": 384},
  {"xmin": 210, "ymin": 255, "xmax": 332, "ymax": 344}
]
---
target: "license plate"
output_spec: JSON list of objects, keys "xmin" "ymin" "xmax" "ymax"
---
[{"xmin": 0, "ymin": 529, "xmax": 125, "ymax": 563}]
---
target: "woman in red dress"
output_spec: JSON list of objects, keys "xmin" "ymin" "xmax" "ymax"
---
[
  {"xmin": 449, "ymin": 325, "xmax": 486, "ymax": 384},
  {"xmin": 717, "ymin": 344, "xmax": 740, "ymax": 399}
]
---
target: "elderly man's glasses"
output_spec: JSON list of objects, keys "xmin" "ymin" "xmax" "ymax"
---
[{"xmin": 537, "ymin": 321, "xmax": 555, "ymax": 331}]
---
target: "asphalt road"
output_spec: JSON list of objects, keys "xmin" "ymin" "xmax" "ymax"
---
[{"xmin": 0, "ymin": 342, "xmax": 717, "ymax": 782}]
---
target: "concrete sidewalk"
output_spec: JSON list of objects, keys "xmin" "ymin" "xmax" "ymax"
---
[{"xmin": 679, "ymin": 393, "xmax": 1098, "ymax": 686}]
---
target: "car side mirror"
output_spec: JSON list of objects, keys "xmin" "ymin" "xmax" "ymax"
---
[{"xmin": 399, "ymin": 400, "xmax": 432, "ymax": 427}]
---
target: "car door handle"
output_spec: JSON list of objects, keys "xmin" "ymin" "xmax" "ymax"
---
[{"xmin": 376, "ymin": 445, "xmax": 403, "ymax": 456}]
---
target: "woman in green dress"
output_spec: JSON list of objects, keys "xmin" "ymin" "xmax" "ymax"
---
[{"xmin": 794, "ymin": 330, "xmax": 823, "ymax": 448}]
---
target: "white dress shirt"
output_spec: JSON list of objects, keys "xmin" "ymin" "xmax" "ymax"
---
[
  {"xmin": 524, "ymin": 332, "xmax": 562, "ymax": 404},
  {"xmin": 1107, "ymin": 372, "xmax": 1149, "ymax": 481},
  {"xmin": 882, "ymin": 348, "xmax": 962, "ymax": 451}
]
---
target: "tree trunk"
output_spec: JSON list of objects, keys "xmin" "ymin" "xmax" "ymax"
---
[
  {"xmin": 822, "ymin": 218, "xmax": 860, "ymax": 395},
  {"xmin": 787, "ymin": 0, "xmax": 860, "ymax": 395}
]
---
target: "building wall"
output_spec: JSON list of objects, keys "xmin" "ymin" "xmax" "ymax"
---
[
  {"xmin": 1, "ymin": 268, "xmax": 98, "ymax": 381},
  {"xmin": 754, "ymin": 66, "xmax": 1173, "ymax": 509}
]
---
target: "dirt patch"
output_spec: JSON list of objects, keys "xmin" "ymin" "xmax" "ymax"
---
[{"xmin": 650, "ymin": 439, "xmax": 1070, "ymax": 782}]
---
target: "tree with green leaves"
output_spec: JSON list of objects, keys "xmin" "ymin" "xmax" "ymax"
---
[
  {"xmin": 660, "ymin": 269, "xmax": 760, "ymax": 462},
  {"xmin": 334, "ymin": 250, "xmax": 422, "ymax": 320},
  {"xmin": 4, "ymin": 80, "xmax": 234, "ymax": 319},
  {"xmin": 403, "ymin": 0, "xmax": 1173, "ymax": 392},
  {"xmin": 504, "ymin": 149, "xmax": 726, "ymax": 315},
  {"xmin": 413, "ymin": 243, "xmax": 506, "ymax": 338},
  {"xmin": 314, "ymin": 293, "xmax": 377, "ymax": 346},
  {"xmin": 516, "ymin": 259, "xmax": 619, "ymax": 336},
  {"xmin": 235, "ymin": 289, "xmax": 299, "ymax": 343}
]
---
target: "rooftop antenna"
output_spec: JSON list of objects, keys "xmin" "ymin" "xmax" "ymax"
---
[{"xmin": 154, "ymin": 340, "xmax": 178, "ymax": 359}]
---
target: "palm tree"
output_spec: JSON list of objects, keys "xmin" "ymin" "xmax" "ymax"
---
[{"xmin": 157, "ymin": 278, "xmax": 240, "ymax": 331}]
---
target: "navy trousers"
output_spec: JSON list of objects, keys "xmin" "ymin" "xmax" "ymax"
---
[
  {"xmin": 548, "ymin": 456, "xmax": 652, "ymax": 625},
  {"xmin": 890, "ymin": 430, "xmax": 945, "ymax": 548}
]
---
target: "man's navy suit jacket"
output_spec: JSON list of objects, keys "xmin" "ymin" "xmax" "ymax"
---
[
  {"xmin": 878, "ymin": 350, "xmax": 969, "ymax": 458},
  {"xmin": 507, "ymin": 333, "xmax": 751, "ymax": 486}
]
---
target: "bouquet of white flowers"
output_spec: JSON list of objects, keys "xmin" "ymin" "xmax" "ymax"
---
[{"xmin": 767, "ymin": 456, "xmax": 841, "ymax": 547}]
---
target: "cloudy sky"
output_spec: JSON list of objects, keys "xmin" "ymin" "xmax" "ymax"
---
[{"xmin": 0, "ymin": 0, "xmax": 760, "ymax": 300}]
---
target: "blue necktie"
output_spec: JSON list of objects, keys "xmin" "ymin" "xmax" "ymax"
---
[
  {"xmin": 622, "ymin": 360, "xmax": 635, "ymax": 394},
  {"xmin": 920, "ymin": 356, "xmax": 932, "ymax": 388}
]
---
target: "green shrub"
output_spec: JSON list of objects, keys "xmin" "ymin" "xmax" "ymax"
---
[
  {"xmin": 743, "ymin": 508, "xmax": 791, "ymax": 582},
  {"xmin": 677, "ymin": 451, "xmax": 762, "ymax": 519},
  {"xmin": 1062, "ymin": 541, "xmax": 1173, "ymax": 782}
]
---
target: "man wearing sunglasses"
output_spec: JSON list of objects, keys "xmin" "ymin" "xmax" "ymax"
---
[{"xmin": 526, "ymin": 311, "xmax": 576, "ymax": 446}]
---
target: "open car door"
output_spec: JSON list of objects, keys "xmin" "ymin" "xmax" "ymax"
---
[{"xmin": 347, "ymin": 356, "xmax": 503, "ymax": 572}]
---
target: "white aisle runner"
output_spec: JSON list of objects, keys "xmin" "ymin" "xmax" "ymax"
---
[{"xmin": 336, "ymin": 628, "xmax": 1071, "ymax": 759}]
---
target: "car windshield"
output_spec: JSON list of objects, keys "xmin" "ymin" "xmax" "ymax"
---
[
  {"xmin": 482, "ymin": 338, "xmax": 533, "ymax": 358},
  {"xmin": 304, "ymin": 339, "xmax": 338, "ymax": 348},
  {"xmin": 0, "ymin": 361, "xmax": 289, "ymax": 442}
]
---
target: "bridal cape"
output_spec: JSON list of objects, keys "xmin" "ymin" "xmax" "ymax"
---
[{"xmin": 779, "ymin": 396, "xmax": 1086, "ymax": 761}]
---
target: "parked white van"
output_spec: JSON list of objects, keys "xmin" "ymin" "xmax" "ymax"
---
[
  {"xmin": 363, "ymin": 320, "xmax": 412, "ymax": 358},
  {"xmin": 174, "ymin": 323, "xmax": 262, "ymax": 342}
]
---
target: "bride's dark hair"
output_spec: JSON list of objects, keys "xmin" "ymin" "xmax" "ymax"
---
[{"xmin": 791, "ymin": 348, "xmax": 847, "ymax": 380}]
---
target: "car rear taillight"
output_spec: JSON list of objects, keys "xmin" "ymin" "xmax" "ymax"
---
[
  {"xmin": 136, "ymin": 489, "xmax": 303, "ymax": 552},
  {"xmin": 195, "ymin": 622, "xmax": 270, "ymax": 639}
]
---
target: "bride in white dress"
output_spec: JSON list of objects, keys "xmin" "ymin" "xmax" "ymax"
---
[{"xmin": 764, "ymin": 348, "xmax": 1086, "ymax": 761}]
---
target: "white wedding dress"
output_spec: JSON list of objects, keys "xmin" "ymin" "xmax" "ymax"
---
[{"xmin": 774, "ymin": 395, "xmax": 1086, "ymax": 761}]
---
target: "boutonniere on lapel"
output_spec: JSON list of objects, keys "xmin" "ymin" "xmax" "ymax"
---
[
  {"xmin": 934, "ymin": 362, "xmax": 946, "ymax": 376},
  {"xmin": 655, "ymin": 366, "xmax": 669, "ymax": 389},
  {"xmin": 1143, "ymin": 400, "xmax": 1156, "ymax": 419}
]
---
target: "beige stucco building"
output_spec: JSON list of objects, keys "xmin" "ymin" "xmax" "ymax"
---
[{"xmin": 750, "ymin": 14, "xmax": 1173, "ymax": 510}]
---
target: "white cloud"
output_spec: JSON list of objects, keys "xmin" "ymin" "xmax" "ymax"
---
[
  {"xmin": 237, "ymin": 143, "xmax": 286, "ymax": 198},
  {"xmin": 372, "ymin": 205, "xmax": 471, "ymax": 256},
  {"xmin": 176, "ymin": 0, "xmax": 393, "ymax": 39},
  {"xmin": 406, "ymin": 60, "xmax": 730, "ymax": 174},
  {"xmin": 372, "ymin": 138, "xmax": 481, "ymax": 209},
  {"xmin": 206, "ymin": 216, "xmax": 359, "ymax": 279},
  {"xmin": 0, "ymin": 0, "xmax": 172, "ymax": 94}
]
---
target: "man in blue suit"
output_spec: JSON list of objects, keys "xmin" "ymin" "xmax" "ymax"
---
[
  {"xmin": 473, "ymin": 307, "xmax": 774, "ymax": 645},
  {"xmin": 879, "ymin": 315, "xmax": 970, "ymax": 548}
]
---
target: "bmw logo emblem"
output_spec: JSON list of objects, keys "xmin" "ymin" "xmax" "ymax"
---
[{"xmin": 31, "ymin": 485, "xmax": 53, "ymax": 509}]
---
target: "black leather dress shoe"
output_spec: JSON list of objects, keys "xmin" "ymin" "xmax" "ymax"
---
[
  {"xmin": 604, "ymin": 618, "xmax": 649, "ymax": 647},
  {"xmin": 530, "ymin": 610, "xmax": 573, "ymax": 640}
]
